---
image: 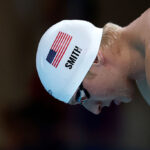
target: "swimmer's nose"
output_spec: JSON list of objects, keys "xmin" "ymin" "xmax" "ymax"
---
[
  {"xmin": 82, "ymin": 101, "xmax": 102, "ymax": 115},
  {"xmin": 91, "ymin": 104, "xmax": 102, "ymax": 115}
]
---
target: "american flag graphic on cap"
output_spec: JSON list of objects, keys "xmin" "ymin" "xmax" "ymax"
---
[{"xmin": 46, "ymin": 31, "xmax": 72, "ymax": 68}]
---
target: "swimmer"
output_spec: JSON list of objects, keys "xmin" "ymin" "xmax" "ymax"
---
[{"xmin": 36, "ymin": 8, "xmax": 150, "ymax": 115}]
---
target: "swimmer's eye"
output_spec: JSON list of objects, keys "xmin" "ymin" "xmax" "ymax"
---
[{"xmin": 75, "ymin": 83, "xmax": 91, "ymax": 103}]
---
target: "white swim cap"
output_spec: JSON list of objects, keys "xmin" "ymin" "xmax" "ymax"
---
[{"xmin": 36, "ymin": 20, "xmax": 103, "ymax": 103}]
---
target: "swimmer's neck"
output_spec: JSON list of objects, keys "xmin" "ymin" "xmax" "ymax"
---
[
  {"xmin": 120, "ymin": 9, "xmax": 149, "ymax": 81},
  {"xmin": 116, "ymin": 27, "xmax": 145, "ymax": 81}
]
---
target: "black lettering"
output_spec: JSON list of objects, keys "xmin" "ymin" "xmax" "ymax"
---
[
  {"xmin": 65, "ymin": 63, "xmax": 72, "ymax": 69},
  {"xmin": 74, "ymin": 46, "xmax": 82, "ymax": 53},
  {"xmin": 70, "ymin": 54, "xmax": 77, "ymax": 59},
  {"xmin": 65, "ymin": 46, "xmax": 82, "ymax": 69},
  {"xmin": 72, "ymin": 51, "xmax": 79, "ymax": 56},
  {"xmin": 68, "ymin": 56, "xmax": 76, "ymax": 65}
]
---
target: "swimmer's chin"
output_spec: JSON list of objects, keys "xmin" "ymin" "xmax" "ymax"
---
[
  {"xmin": 102, "ymin": 98, "xmax": 132, "ymax": 108},
  {"xmin": 113, "ymin": 97, "xmax": 132, "ymax": 105}
]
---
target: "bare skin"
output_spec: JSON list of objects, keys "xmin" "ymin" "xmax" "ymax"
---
[
  {"xmin": 122, "ymin": 8, "xmax": 150, "ymax": 82},
  {"xmin": 69, "ymin": 8, "xmax": 150, "ymax": 115}
]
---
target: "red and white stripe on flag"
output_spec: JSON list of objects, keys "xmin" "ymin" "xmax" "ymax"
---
[{"xmin": 51, "ymin": 31, "xmax": 72, "ymax": 68}]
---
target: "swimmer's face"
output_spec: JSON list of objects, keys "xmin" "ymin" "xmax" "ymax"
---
[
  {"xmin": 69, "ymin": 47, "xmax": 135, "ymax": 115},
  {"xmin": 81, "ymin": 65, "xmax": 133, "ymax": 114}
]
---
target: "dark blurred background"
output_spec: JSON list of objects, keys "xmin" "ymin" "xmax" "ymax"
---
[{"xmin": 0, "ymin": 0, "xmax": 150, "ymax": 150}]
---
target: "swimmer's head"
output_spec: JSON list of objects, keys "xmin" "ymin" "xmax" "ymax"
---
[
  {"xmin": 69, "ymin": 23, "xmax": 135, "ymax": 114},
  {"xmin": 36, "ymin": 20, "xmax": 135, "ymax": 115},
  {"xmin": 36, "ymin": 20, "xmax": 103, "ymax": 103}
]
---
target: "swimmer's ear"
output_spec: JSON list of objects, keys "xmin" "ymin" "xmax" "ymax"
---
[
  {"xmin": 99, "ymin": 49, "xmax": 105, "ymax": 65},
  {"xmin": 93, "ymin": 49, "xmax": 105, "ymax": 65}
]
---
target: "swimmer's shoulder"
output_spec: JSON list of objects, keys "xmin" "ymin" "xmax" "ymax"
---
[
  {"xmin": 140, "ymin": 9, "xmax": 150, "ymax": 41},
  {"xmin": 145, "ymin": 43, "xmax": 150, "ymax": 87},
  {"xmin": 141, "ymin": 9, "xmax": 150, "ymax": 88},
  {"xmin": 136, "ymin": 77, "xmax": 150, "ymax": 105},
  {"xmin": 140, "ymin": 8, "xmax": 150, "ymax": 19}
]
